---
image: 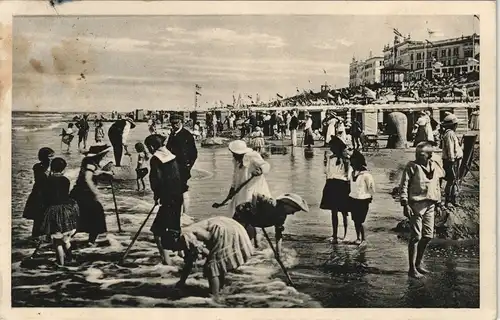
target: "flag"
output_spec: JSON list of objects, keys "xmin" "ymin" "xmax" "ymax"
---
[
  {"xmin": 474, "ymin": 14, "xmax": 480, "ymax": 20},
  {"xmin": 362, "ymin": 87, "xmax": 377, "ymax": 100},
  {"xmin": 296, "ymin": 87, "xmax": 300, "ymax": 93},
  {"xmin": 467, "ymin": 57, "xmax": 479, "ymax": 64},
  {"xmin": 247, "ymin": 95, "xmax": 252, "ymax": 99},
  {"xmin": 427, "ymin": 28, "xmax": 444, "ymax": 38},
  {"xmin": 433, "ymin": 61, "xmax": 443, "ymax": 69},
  {"xmin": 393, "ymin": 28, "xmax": 403, "ymax": 37},
  {"xmin": 425, "ymin": 39, "xmax": 434, "ymax": 47},
  {"xmin": 196, "ymin": 91, "xmax": 201, "ymax": 96},
  {"xmin": 195, "ymin": 84, "xmax": 201, "ymax": 90},
  {"xmin": 276, "ymin": 93, "xmax": 283, "ymax": 99},
  {"xmin": 327, "ymin": 93, "xmax": 335, "ymax": 99},
  {"xmin": 323, "ymin": 69, "xmax": 327, "ymax": 74}
]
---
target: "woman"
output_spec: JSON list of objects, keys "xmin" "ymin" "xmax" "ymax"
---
[
  {"xmin": 23, "ymin": 147, "xmax": 55, "ymax": 239},
  {"xmin": 70, "ymin": 144, "xmax": 113, "ymax": 246},
  {"xmin": 320, "ymin": 136, "xmax": 352, "ymax": 243},
  {"xmin": 175, "ymin": 216, "xmax": 254, "ymax": 297},
  {"xmin": 303, "ymin": 114, "xmax": 314, "ymax": 147},
  {"xmin": 214, "ymin": 140, "xmax": 271, "ymax": 246}
]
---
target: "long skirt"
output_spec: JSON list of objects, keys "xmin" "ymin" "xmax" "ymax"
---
[
  {"xmin": 304, "ymin": 129, "xmax": 314, "ymax": 146},
  {"xmin": 203, "ymin": 216, "xmax": 254, "ymax": 278},
  {"xmin": 40, "ymin": 199, "xmax": 79, "ymax": 236},
  {"xmin": 290, "ymin": 129, "xmax": 297, "ymax": 146},
  {"xmin": 70, "ymin": 189, "xmax": 107, "ymax": 235},
  {"xmin": 319, "ymin": 179, "xmax": 351, "ymax": 212}
]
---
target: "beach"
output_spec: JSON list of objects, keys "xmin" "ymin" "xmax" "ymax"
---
[{"xmin": 11, "ymin": 111, "xmax": 479, "ymax": 308}]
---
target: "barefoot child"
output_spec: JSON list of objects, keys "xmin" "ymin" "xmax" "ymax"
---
[
  {"xmin": 145, "ymin": 134, "xmax": 184, "ymax": 265},
  {"xmin": 60, "ymin": 124, "xmax": 75, "ymax": 153},
  {"xmin": 399, "ymin": 141, "xmax": 444, "ymax": 278},
  {"xmin": 40, "ymin": 158, "xmax": 80, "ymax": 266},
  {"xmin": 348, "ymin": 150, "xmax": 375, "ymax": 245},
  {"xmin": 250, "ymin": 126, "xmax": 265, "ymax": 153},
  {"xmin": 95, "ymin": 120, "xmax": 105, "ymax": 144},
  {"xmin": 134, "ymin": 142, "xmax": 149, "ymax": 191},
  {"xmin": 232, "ymin": 193, "xmax": 309, "ymax": 258},
  {"xmin": 175, "ymin": 216, "xmax": 254, "ymax": 297}
]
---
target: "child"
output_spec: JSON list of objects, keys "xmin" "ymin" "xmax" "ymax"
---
[
  {"xmin": 23, "ymin": 147, "xmax": 55, "ymax": 240},
  {"xmin": 135, "ymin": 142, "xmax": 149, "ymax": 191},
  {"xmin": 193, "ymin": 121, "xmax": 201, "ymax": 141},
  {"xmin": 320, "ymin": 136, "xmax": 352, "ymax": 243},
  {"xmin": 60, "ymin": 123, "xmax": 75, "ymax": 153},
  {"xmin": 145, "ymin": 134, "xmax": 184, "ymax": 265},
  {"xmin": 95, "ymin": 120, "xmax": 105, "ymax": 144},
  {"xmin": 348, "ymin": 150, "xmax": 375, "ymax": 245},
  {"xmin": 40, "ymin": 158, "xmax": 80, "ymax": 266},
  {"xmin": 175, "ymin": 216, "xmax": 254, "ymax": 297},
  {"xmin": 233, "ymin": 193, "xmax": 309, "ymax": 258},
  {"xmin": 250, "ymin": 126, "xmax": 265, "ymax": 153}
]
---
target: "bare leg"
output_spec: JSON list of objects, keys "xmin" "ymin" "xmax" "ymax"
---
[
  {"xmin": 154, "ymin": 235, "xmax": 171, "ymax": 265},
  {"xmin": 415, "ymin": 237, "xmax": 431, "ymax": 274},
  {"xmin": 63, "ymin": 241, "xmax": 73, "ymax": 262},
  {"xmin": 56, "ymin": 244, "xmax": 65, "ymax": 266},
  {"xmin": 208, "ymin": 275, "xmax": 221, "ymax": 296},
  {"xmin": 408, "ymin": 238, "xmax": 423, "ymax": 278},
  {"xmin": 360, "ymin": 223, "xmax": 365, "ymax": 242},
  {"xmin": 141, "ymin": 179, "xmax": 146, "ymax": 191},
  {"xmin": 136, "ymin": 179, "xmax": 140, "ymax": 191},
  {"xmin": 331, "ymin": 211, "xmax": 339, "ymax": 243},
  {"xmin": 182, "ymin": 192, "xmax": 190, "ymax": 214}
]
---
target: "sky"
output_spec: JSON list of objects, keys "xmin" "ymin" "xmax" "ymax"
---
[{"xmin": 12, "ymin": 15, "xmax": 479, "ymax": 112}]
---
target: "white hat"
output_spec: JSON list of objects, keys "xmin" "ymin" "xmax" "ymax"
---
[
  {"xmin": 125, "ymin": 116, "xmax": 136, "ymax": 128},
  {"xmin": 228, "ymin": 140, "xmax": 253, "ymax": 155},
  {"xmin": 276, "ymin": 193, "xmax": 309, "ymax": 212},
  {"xmin": 442, "ymin": 114, "xmax": 458, "ymax": 125}
]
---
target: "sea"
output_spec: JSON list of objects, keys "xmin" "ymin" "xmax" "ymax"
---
[{"xmin": 11, "ymin": 111, "xmax": 479, "ymax": 308}]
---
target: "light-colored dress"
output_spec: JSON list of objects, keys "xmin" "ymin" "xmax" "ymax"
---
[
  {"xmin": 229, "ymin": 151, "xmax": 271, "ymax": 215},
  {"xmin": 325, "ymin": 118, "xmax": 338, "ymax": 144}
]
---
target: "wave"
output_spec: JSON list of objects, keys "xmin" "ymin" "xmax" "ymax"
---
[{"xmin": 13, "ymin": 122, "xmax": 64, "ymax": 132}]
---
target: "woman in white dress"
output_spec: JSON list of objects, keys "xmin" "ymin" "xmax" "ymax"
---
[{"xmin": 214, "ymin": 140, "xmax": 271, "ymax": 246}]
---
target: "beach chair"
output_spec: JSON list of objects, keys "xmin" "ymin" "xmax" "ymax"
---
[
  {"xmin": 457, "ymin": 133, "xmax": 479, "ymax": 187},
  {"xmin": 361, "ymin": 133, "xmax": 379, "ymax": 152}
]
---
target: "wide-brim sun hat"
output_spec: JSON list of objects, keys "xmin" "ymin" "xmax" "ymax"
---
[
  {"xmin": 442, "ymin": 114, "xmax": 459, "ymax": 125},
  {"xmin": 125, "ymin": 117, "xmax": 136, "ymax": 129},
  {"xmin": 228, "ymin": 140, "xmax": 253, "ymax": 155},
  {"xmin": 277, "ymin": 193, "xmax": 309, "ymax": 212},
  {"xmin": 84, "ymin": 144, "xmax": 112, "ymax": 158}
]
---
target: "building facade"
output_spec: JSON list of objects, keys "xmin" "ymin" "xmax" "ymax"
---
[
  {"xmin": 349, "ymin": 52, "xmax": 384, "ymax": 87},
  {"xmin": 382, "ymin": 33, "xmax": 480, "ymax": 81}
]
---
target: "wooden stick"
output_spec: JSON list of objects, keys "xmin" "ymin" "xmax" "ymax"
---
[
  {"xmin": 260, "ymin": 228, "xmax": 295, "ymax": 288},
  {"xmin": 110, "ymin": 180, "xmax": 122, "ymax": 232},
  {"xmin": 213, "ymin": 176, "xmax": 255, "ymax": 208},
  {"xmin": 121, "ymin": 204, "xmax": 157, "ymax": 263}
]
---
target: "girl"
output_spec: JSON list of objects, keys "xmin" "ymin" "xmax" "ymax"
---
[
  {"xmin": 214, "ymin": 140, "xmax": 271, "ymax": 248},
  {"xmin": 175, "ymin": 216, "xmax": 254, "ymax": 297},
  {"xmin": 135, "ymin": 142, "xmax": 149, "ymax": 191},
  {"xmin": 193, "ymin": 121, "xmax": 201, "ymax": 141},
  {"xmin": 145, "ymin": 134, "xmax": 184, "ymax": 265},
  {"xmin": 23, "ymin": 147, "xmax": 55, "ymax": 239},
  {"xmin": 348, "ymin": 150, "xmax": 375, "ymax": 245},
  {"xmin": 249, "ymin": 126, "xmax": 265, "ymax": 153},
  {"xmin": 320, "ymin": 136, "xmax": 352, "ymax": 244},
  {"xmin": 60, "ymin": 123, "xmax": 75, "ymax": 153},
  {"xmin": 40, "ymin": 158, "xmax": 80, "ymax": 265},
  {"xmin": 303, "ymin": 114, "xmax": 314, "ymax": 148},
  {"xmin": 95, "ymin": 120, "xmax": 105, "ymax": 144},
  {"xmin": 70, "ymin": 145, "xmax": 113, "ymax": 246}
]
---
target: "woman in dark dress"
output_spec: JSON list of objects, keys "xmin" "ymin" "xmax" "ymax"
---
[
  {"xmin": 70, "ymin": 145, "xmax": 113, "ymax": 246},
  {"xmin": 23, "ymin": 147, "xmax": 55, "ymax": 239},
  {"xmin": 145, "ymin": 134, "xmax": 184, "ymax": 265}
]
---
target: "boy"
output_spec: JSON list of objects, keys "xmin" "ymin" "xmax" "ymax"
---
[
  {"xmin": 232, "ymin": 193, "xmax": 309, "ymax": 258},
  {"xmin": 399, "ymin": 141, "xmax": 444, "ymax": 278}
]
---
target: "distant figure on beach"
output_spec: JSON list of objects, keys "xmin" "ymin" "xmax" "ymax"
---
[
  {"xmin": 233, "ymin": 193, "xmax": 309, "ymax": 257},
  {"xmin": 250, "ymin": 126, "xmax": 265, "ymax": 153},
  {"xmin": 94, "ymin": 120, "xmax": 105, "ymax": 144},
  {"xmin": 289, "ymin": 111, "xmax": 299, "ymax": 146},
  {"xmin": 134, "ymin": 142, "xmax": 149, "ymax": 191},
  {"xmin": 76, "ymin": 114, "xmax": 91, "ymax": 150},
  {"xmin": 320, "ymin": 136, "xmax": 352, "ymax": 244},
  {"xmin": 324, "ymin": 112, "xmax": 339, "ymax": 145},
  {"xmin": 166, "ymin": 114, "xmax": 198, "ymax": 216},
  {"xmin": 145, "ymin": 134, "xmax": 184, "ymax": 265},
  {"xmin": 40, "ymin": 158, "xmax": 79, "ymax": 266},
  {"xmin": 108, "ymin": 117, "xmax": 136, "ymax": 167},
  {"xmin": 440, "ymin": 114, "xmax": 463, "ymax": 207},
  {"xmin": 174, "ymin": 216, "xmax": 254, "ymax": 297},
  {"xmin": 399, "ymin": 141, "xmax": 444, "ymax": 278},
  {"xmin": 303, "ymin": 113, "xmax": 314, "ymax": 148},
  {"xmin": 60, "ymin": 124, "xmax": 75, "ymax": 153},
  {"xmin": 70, "ymin": 145, "xmax": 113, "ymax": 246},
  {"xmin": 413, "ymin": 111, "xmax": 434, "ymax": 146},
  {"xmin": 350, "ymin": 118, "xmax": 363, "ymax": 150},
  {"xmin": 23, "ymin": 147, "xmax": 55, "ymax": 240}
]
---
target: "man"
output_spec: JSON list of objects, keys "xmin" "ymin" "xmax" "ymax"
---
[
  {"xmin": 289, "ymin": 110, "xmax": 299, "ymax": 146},
  {"xmin": 399, "ymin": 141, "xmax": 444, "ymax": 278},
  {"xmin": 350, "ymin": 118, "xmax": 363, "ymax": 149},
  {"xmin": 440, "ymin": 114, "xmax": 463, "ymax": 207},
  {"xmin": 76, "ymin": 114, "xmax": 90, "ymax": 150},
  {"xmin": 108, "ymin": 116, "xmax": 136, "ymax": 167},
  {"xmin": 166, "ymin": 114, "xmax": 198, "ymax": 215}
]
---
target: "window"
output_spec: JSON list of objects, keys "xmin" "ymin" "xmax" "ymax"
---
[
  {"xmin": 417, "ymin": 53, "xmax": 421, "ymax": 60},
  {"xmin": 464, "ymin": 48, "xmax": 473, "ymax": 58},
  {"xmin": 447, "ymin": 48, "xmax": 451, "ymax": 56},
  {"xmin": 454, "ymin": 59, "xmax": 458, "ymax": 66},
  {"xmin": 453, "ymin": 47, "xmax": 459, "ymax": 56},
  {"xmin": 410, "ymin": 54, "xmax": 414, "ymax": 61},
  {"xmin": 441, "ymin": 49, "xmax": 446, "ymax": 57}
]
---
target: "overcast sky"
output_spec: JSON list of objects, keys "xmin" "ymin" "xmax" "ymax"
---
[{"xmin": 13, "ymin": 15, "xmax": 478, "ymax": 112}]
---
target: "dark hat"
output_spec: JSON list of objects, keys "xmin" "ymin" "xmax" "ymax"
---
[
  {"xmin": 328, "ymin": 135, "xmax": 347, "ymax": 156},
  {"xmin": 350, "ymin": 149, "xmax": 367, "ymax": 167},
  {"xmin": 83, "ymin": 144, "xmax": 112, "ymax": 158},
  {"xmin": 38, "ymin": 147, "xmax": 55, "ymax": 161},
  {"xmin": 170, "ymin": 114, "xmax": 183, "ymax": 122}
]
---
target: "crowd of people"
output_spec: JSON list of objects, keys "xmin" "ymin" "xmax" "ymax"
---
[{"xmin": 21, "ymin": 105, "xmax": 467, "ymax": 301}]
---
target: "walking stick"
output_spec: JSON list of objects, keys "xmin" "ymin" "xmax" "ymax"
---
[
  {"xmin": 260, "ymin": 227, "xmax": 295, "ymax": 288},
  {"xmin": 109, "ymin": 180, "xmax": 123, "ymax": 232},
  {"xmin": 121, "ymin": 204, "xmax": 157, "ymax": 263},
  {"xmin": 212, "ymin": 176, "xmax": 255, "ymax": 208}
]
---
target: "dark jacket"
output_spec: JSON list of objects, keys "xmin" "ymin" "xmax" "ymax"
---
[
  {"xmin": 166, "ymin": 127, "xmax": 198, "ymax": 173},
  {"xmin": 108, "ymin": 119, "xmax": 127, "ymax": 138},
  {"xmin": 289, "ymin": 116, "xmax": 299, "ymax": 130},
  {"xmin": 149, "ymin": 149, "xmax": 184, "ymax": 203}
]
